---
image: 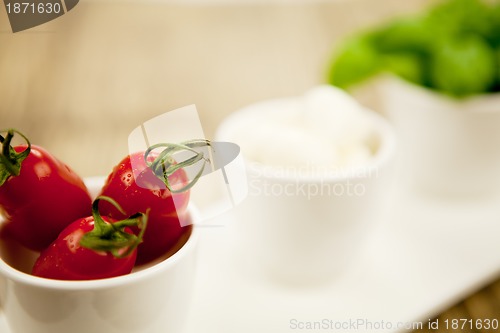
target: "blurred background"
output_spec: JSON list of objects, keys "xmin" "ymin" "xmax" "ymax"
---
[{"xmin": 0, "ymin": 0, "xmax": 434, "ymax": 177}]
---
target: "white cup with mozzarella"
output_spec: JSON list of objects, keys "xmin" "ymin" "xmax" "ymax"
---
[{"xmin": 216, "ymin": 85, "xmax": 397, "ymax": 286}]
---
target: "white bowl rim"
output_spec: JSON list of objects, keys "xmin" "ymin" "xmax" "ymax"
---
[
  {"xmin": 0, "ymin": 191, "xmax": 199, "ymax": 291},
  {"xmin": 381, "ymin": 74, "xmax": 500, "ymax": 110}
]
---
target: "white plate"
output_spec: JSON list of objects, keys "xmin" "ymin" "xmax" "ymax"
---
[
  {"xmin": 1, "ymin": 181, "xmax": 500, "ymax": 333},
  {"xmin": 182, "ymin": 187, "xmax": 500, "ymax": 333}
]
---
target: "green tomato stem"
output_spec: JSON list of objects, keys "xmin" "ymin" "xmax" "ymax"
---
[
  {"xmin": 144, "ymin": 139, "xmax": 211, "ymax": 193},
  {"xmin": 79, "ymin": 196, "xmax": 148, "ymax": 259},
  {"xmin": 0, "ymin": 129, "xmax": 31, "ymax": 186}
]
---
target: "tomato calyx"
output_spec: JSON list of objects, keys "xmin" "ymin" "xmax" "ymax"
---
[
  {"xmin": 79, "ymin": 196, "xmax": 148, "ymax": 258},
  {"xmin": 0, "ymin": 129, "xmax": 31, "ymax": 186},
  {"xmin": 145, "ymin": 139, "xmax": 212, "ymax": 193}
]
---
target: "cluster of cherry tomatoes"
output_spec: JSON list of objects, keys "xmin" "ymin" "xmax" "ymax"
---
[{"xmin": 0, "ymin": 129, "xmax": 202, "ymax": 280}]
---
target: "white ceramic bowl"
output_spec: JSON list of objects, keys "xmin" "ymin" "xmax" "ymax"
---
[
  {"xmin": 216, "ymin": 92, "xmax": 396, "ymax": 286},
  {"xmin": 0, "ymin": 177, "xmax": 198, "ymax": 333}
]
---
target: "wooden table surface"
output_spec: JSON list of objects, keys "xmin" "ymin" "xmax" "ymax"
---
[{"xmin": 1, "ymin": 1, "xmax": 499, "ymax": 331}]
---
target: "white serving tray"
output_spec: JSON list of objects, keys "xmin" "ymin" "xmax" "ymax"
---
[
  {"xmin": 182, "ymin": 184, "xmax": 500, "ymax": 333},
  {"xmin": 1, "ymin": 180, "xmax": 500, "ymax": 333}
]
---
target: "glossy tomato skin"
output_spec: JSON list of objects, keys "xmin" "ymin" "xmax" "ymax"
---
[
  {"xmin": 0, "ymin": 145, "xmax": 92, "ymax": 251},
  {"xmin": 99, "ymin": 151, "xmax": 190, "ymax": 265},
  {"xmin": 32, "ymin": 216, "xmax": 137, "ymax": 280}
]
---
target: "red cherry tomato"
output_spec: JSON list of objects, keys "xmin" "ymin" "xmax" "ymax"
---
[
  {"xmin": 99, "ymin": 151, "xmax": 190, "ymax": 265},
  {"xmin": 0, "ymin": 130, "xmax": 92, "ymax": 251},
  {"xmin": 32, "ymin": 196, "xmax": 146, "ymax": 281},
  {"xmin": 31, "ymin": 217, "xmax": 136, "ymax": 280}
]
